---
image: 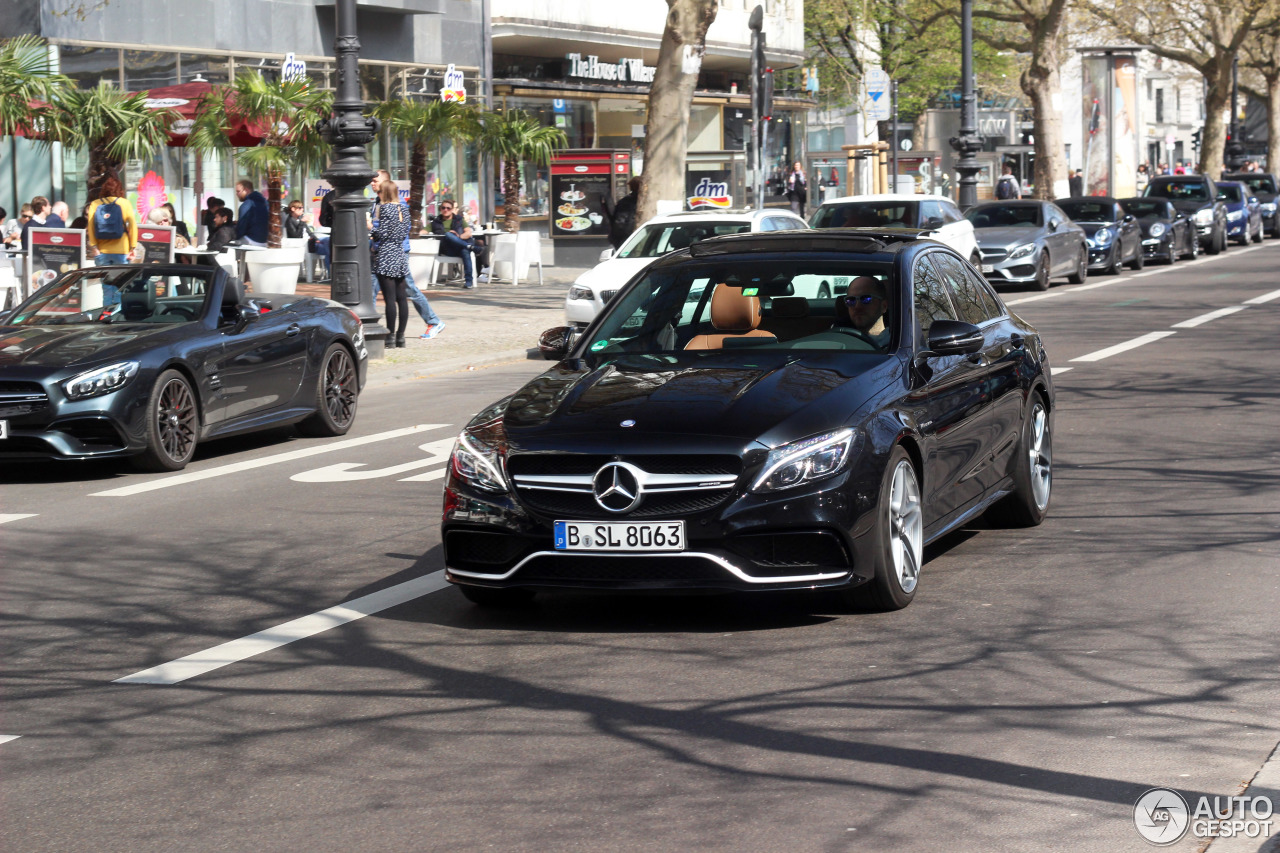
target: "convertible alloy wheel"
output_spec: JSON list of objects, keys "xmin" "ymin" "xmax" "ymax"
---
[
  {"xmin": 135, "ymin": 369, "xmax": 198, "ymax": 472},
  {"xmin": 299, "ymin": 343, "xmax": 359, "ymax": 437},
  {"xmin": 846, "ymin": 446, "xmax": 922, "ymax": 611}
]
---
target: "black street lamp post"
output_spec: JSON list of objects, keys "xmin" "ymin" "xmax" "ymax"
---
[
  {"xmin": 321, "ymin": 0, "xmax": 388, "ymax": 356},
  {"xmin": 949, "ymin": 0, "xmax": 983, "ymax": 209},
  {"xmin": 1225, "ymin": 57, "xmax": 1247, "ymax": 173}
]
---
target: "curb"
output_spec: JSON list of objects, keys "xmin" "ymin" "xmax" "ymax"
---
[
  {"xmin": 364, "ymin": 347, "xmax": 546, "ymax": 387},
  {"xmin": 1204, "ymin": 738, "xmax": 1280, "ymax": 853}
]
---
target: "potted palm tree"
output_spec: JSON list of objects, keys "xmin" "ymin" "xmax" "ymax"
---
[
  {"xmin": 472, "ymin": 109, "xmax": 567, "ymax": 234},
  {"xmin": 189, "ymin": 71, "xmax": 331, "ymax": 291},
  {"xmin": 374, "ymin": 98, "xmax": 477, "ymax": 230}
]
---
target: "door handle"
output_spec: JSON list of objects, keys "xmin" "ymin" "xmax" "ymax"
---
[{"xmin": 286, "ymin": 323, "xmax": 301, "ymax": 337}]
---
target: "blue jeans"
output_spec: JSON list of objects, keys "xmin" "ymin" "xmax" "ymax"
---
[
  {"xmin": 95, "ymin": 253, "xmax": 128, "ymax": 265},
  {"xmin": 439, "ymin": 232, "xmax": 475, "ymax": 286},
  {"xmin": 405, "ymin": 267, "xmax": 441, "ymax": 325}
]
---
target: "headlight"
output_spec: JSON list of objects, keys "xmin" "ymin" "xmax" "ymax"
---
[
  {"xmin": 752, "ymin": 429, "xmax": 855, "ymax": 493},
  {"xmin": 1008, "ymin": 243, "xmax": 1036, "ymax": 260},
  {"xmin": 1148, "ymin": 223, "xmax": 1166, "ymax": 238},
  {"xmin": 62, "ymin": 361, "xmax": 138, "ymax": 400},
  {"xmin": 1194, "ymin": 209, "xmax": 1213, "ymax": 225},
  {"xmin": 1092, "ymin": 228, "xmax": 1113, "ymax": 246},
  {"xmin": 449, "ymin": 420, "xmax": 509, "ymax": 492},
  {"xmin": 1228, "ymin": 210, "xmax": 1244, "ymax": 222},
  {"xmin": 1261, "ymin": 202, "xmax": 1277, "ymax": 214},
  {"xmin": 568, "ymin": 285, "xmax": 594, "ymax": 302}
]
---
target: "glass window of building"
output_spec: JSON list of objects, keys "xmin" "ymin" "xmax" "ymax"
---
[
  {"xmin": 597, "ymin": 98, "xmax": 646, "ymax": 150},
  {"xmin": 688, "ymin": 104, "xmax": 723, "ymax": 151},
  {"xmin": 178, "ymin": 54, "xmax": 231, "ymax": 85},
  {"xmin": 506, "ymin": 97, "xmax": 595, "ymax": 149},
  {"xmin": 124, "ymin": 49, "xmax": 179, "ymax": 91},
  {"xmin": 58, "ymin": 45, "xmax": 121, "ymax": 91}
]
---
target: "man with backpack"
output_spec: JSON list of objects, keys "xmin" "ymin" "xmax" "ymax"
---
[
  {"xmin": 86, "ymin": 176, "xmax": 138, "ymax": 264},
  {"xmin": 995, "ymin": 164, "xmax": 1021, "ymax": 200}
]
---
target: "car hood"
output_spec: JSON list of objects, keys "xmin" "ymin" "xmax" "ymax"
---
[
  {"xmin": 973, "ymin": 226, "xmax": 1044, "ymax": 248},
  {"xmin": 1075, "ymin": 221, "xmax": 1117, "ymax": 237},
  {"xmin": 0, "ymin": 323, "xmax": 175, "ymax": 369},
  {"xmin": 501, "ymin": 351, "xmax": 899, "ymax": 451},
  {"xmin": 1165, "ymin": 198, "xmax": 1213, "ymax": 216},
  {"xmin": 574, "ymin": 257, "xmax": 659, "ymax": 292}
]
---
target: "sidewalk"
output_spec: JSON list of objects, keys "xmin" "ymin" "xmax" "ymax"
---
[{"xmin": 295, "ymin": 264, "xmax": 592, "ymax": 386}]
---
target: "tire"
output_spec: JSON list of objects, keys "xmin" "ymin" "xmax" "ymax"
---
[
  {"xmin": 1104, "ymin": 246, "xmax": 1120, "ymax": 275},
  {"xmin": 1067, "ymin": 245, "xmax": 1088, "ymax": 284},
  {"xmin": 133, "ymin": 369, "xmax": 199, "ymax": 472},
  {"xmin": 986, "ymin": 394, "xmax": 1052, "ymax": 527},
  {"xmin": 1032, "ymin": 252, "xmax": 1050, "ymax": 291},
  {"xmin": 1236, "ymin": 227, "xmax": 1250, "ymax": 246},
  {"xmin": 1252, "ymin": 220, "xmax": 1264, "ymax": 243},
  {"xmin": 841, "ymin": 446, "xmax": 922, "ymax": 612},
  {"xmin": 1207, "ymin": 228, "xmax": 1223, "ymax": 255},
  {"xmin": 1127, "ymin": 241, "xmax": 1144, "ymax": 270},
  {"xmin": 297, "ymin": 343, "xmax": 360, "ymax": 437},
  {"xmin": 1179, "ymin": 230, "xmax": 1197, "ymax": 260},
  {"xmin": 458, "ymin": 585, "xmax": 537, "ymax": 608}
]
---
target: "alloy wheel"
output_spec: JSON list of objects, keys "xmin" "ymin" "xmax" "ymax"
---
[
  {"xmin": 156, "ymin": 378, "xmax": 196, "ymax": 463},
  {"xmin": 323, "ymin": 348, "xmax": 357, "ymax": 428},
  {"xmin": 888, "ymin": 460, "xmax": 923, "ymax": 594},
  {"xmin": 1029, "ymin": 403, "xmax": 1052, "ymax": 511}
]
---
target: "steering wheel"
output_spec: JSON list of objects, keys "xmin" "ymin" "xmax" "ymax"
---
[
  {"xmin": 158, "ymin": 305, "xmax": 197, "ymax": 321},
  {"xmin": 831, "ymin": 326, "xmax": 880, "ymax": 348}
]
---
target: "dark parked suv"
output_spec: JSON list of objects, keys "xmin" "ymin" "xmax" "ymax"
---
[
  {"xmin": 1143, "ymin": 174, "xmax": 1228, "ymax": 254},
  {"xmin": 1222, "ymin": 172, "xmax": 1280, "ymax": 238},
  {"xmin": 442, "ymin": 231, "xmax": 1055, "ymax": 612}
]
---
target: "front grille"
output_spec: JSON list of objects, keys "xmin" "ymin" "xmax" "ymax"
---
[
  {"xmin": 727, "ymin": 531, "xmax": 852, "ymax": 572},
  {"xmin": 0, "ymin": 381, "xmax": 50, "ymax": 417},
  {"xmin": 515, "ymin": 554, "xmax": 731, "ymax": 584},
  {"xmin": 445, "ymin": 530, "xmax": 530, "ymax": 572},
  {"xmin": 508, "ymin": 454, "xmax": 740, "ymax": 477},
  {"xmin": 57, "ymin": 418, "xmax": 125, "ymax": 449},
  {"xmin": 601, "ymin": 289, "xmax": 619, "ymax": 304},
  {"xmin": 979, "ymin": 248, "xmax": 1008, "ymax": 261},
  {"xmin": 518, "ymin": 489, "xmax": 729, "ymax": 520}
]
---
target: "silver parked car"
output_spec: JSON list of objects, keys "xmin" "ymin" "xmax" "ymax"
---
[{"xmin": 964, "ymin": 200, "xmax": 1089, "ymax": 290}]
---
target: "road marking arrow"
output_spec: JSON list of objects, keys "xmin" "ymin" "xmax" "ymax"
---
[{"xmin": 290, "ymin": 437, "xmax": 455, "ymax": 483}]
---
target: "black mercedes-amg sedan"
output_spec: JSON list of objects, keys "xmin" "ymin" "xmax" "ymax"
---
[
  {"xmin": 0, "ymin": 264, "xmax": 366, "ymax": 470},
  {"xmin": 442, "ymin": 230, "xmax": 1055, "ymax": 612}
]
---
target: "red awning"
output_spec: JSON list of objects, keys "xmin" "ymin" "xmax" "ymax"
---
[{"xmin": 139, "ymin": 81, "xmax": 267, "ymax": 147}]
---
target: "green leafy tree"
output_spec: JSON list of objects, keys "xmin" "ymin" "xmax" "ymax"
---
[
  {"xmin": 45, "ymin": 82, "xmax": 174, "ymax": 198},
  {"xmin": 189, "ymin": 71, "xmax": 333, "ymax": 248},
  {"xmin": 0, "ymin": 35, "xmax": 69, "ymax": 140},
  {"xmin": 472, "ymin": 109, "xmax": 567, "ymax": 232},
  {"xmin": 374, "ymin": 98, "xmax": 477, "ymax": 229}
]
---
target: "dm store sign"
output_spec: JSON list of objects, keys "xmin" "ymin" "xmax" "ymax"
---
[{"xmin": 686, "ymin": 175, "xmax": 732, "ymax": 210}]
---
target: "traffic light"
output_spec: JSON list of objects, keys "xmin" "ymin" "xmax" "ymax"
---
[
  {"xmin": 1192, "ymin": 128, "xmax": 1202, "ymax": 151},
  {"xmin": 760, "ymin": 68, "xmax": 774, "ymax": 120}
]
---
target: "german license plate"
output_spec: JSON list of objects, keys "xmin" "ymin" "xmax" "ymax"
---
[
  {"xmin": 554, "ymin": 520, "xmax": 685, "ymax": 551},
  {"xmin": 980, "ymin": 264, "xmax": 994, "ymax": 273},
  {"xmin": 0, "ymin": 420, "xmax": 7, "ymax": 440}
]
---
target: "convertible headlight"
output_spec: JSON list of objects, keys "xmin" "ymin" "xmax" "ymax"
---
[
  {"xmin": 1228, "ymin": 210, "xmax": 1244, "ymax": 222},
  {"xmin": 1148, "ymin": 223, "xmax": 1166, "ymax": 238},
  {"xmin": 1008, "ymin": 243, "xmax": 1036, "ymax": 260},
  {"xmin": 568, "ymin": 285, "xmax": 595, "ymax": 302},
  {"xmin": 449, "ymin": 420, "xmax": 509, "ymax": 492},
  {"xmin": 752, "ymin": 429, "xmax": 855, "ymax": 493},
  {"xmin": 1261, "ymin": 202, "xmax": 1277, "ymax": 214},
  {"xmin": 62, "ymin": 361, "xmax": 138, "ymax": 400},
  {"xmin": 1092, "ymin": 228, "xmax": 1114, "ymax": 246},
  {"xmin": 1194, "ymin": 209, "xmax": 1213, "ymax": 225}
]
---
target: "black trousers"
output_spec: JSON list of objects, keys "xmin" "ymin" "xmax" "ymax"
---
[{"xmin": 378, "ymin": 275, "xmax": 408, "ymax": 338}]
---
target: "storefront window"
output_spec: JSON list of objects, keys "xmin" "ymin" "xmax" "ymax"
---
[
  {"xmin": 58, "ymin": 45, "xmax": 120, "ymax": 91},
  {"xmin": 304, "ymin": 60, "xmax": 335, "ymax": 93},
  {"xmin": 688, "ymin": 104, "xmax": 722, "ymax": 151},
  {"xmin": 597, "ymin": 98, "xmax": 646, "ymax": 150},
  {"xmin": 179, "ymin": 54, "xmax": 231, "ymax": 85},
  {"xmin": 506, "ymin": 96, "xmax": 594, "ymax": 149},
  {"xmin": 124, "ymin": 49, "xmax": 178, "ymax": 91}
]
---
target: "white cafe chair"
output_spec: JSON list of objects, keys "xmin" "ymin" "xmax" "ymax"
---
[{"xmin": 488, "ymin": 231, "xmax": 544, "ymax": 287}]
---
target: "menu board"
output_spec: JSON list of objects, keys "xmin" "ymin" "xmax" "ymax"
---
[
  {"xmin": 136, "ymin": 225, "xmax": 175, "ymax": 264},
  {"xmin": 27, "ymin": 228, "xmax": 87, "ymax": 293},
  {"xmin": 550, "ymin": 172, "xmax": 611, "ymax": 238}
]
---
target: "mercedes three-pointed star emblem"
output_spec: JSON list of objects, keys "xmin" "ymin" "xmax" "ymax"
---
[{"xmin": 592, "ymin": 461, "xmax": 644, "ymax": 513}]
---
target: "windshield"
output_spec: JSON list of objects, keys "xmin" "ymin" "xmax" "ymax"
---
[
  {"xmin": 1057, "ymin": 200, "xmax": 1116, "ymax": 222},
  {"xmin": 1146, "ymin": 181, "xmax": 1211, "ymax": 202},
  {"xmin": 6, "ymin": 267, "xmax": 213, "ymax": 327},
  {"xmin": 1238, "ymin": 175, "xmax": 1277, "ymax": 194},
  {"xmin": 811, "ymin": 201, "xmax": 920, "ymax": 229},
  {"xmin": 1216, "ymin": 185, "xmax": 1244, "ymax": 203},
  {"xmin": 965, "ymin": 205, "xmax": 1042, "ymax": 228},
  {"xmin": 617, "ymin": 222, "xmax": 752, "ymax": 259},
  {"xmin": 1120, "ymin": 200, "xmax": 1170, "ymax": 218},
  {"xmin": 583, "ymin": 259, "xmax": 897, "ymax": 356}
]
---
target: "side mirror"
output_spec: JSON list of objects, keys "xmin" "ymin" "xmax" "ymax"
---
[
  {"xmin": 231, "ymin": 304, "xmax": 260, "ymax": 334},
  {"xmin": 1250, "ymin": 196, "xmax": 1259, "ymax": 205},
  {"xmin": 539, "ymin": 325, "xmax": 576, "ymax": 360},
  {"xmin": 1048, "ymin": 219, "xmax": 1060, "ymax": 232},
  {"xmin": 1123, "ymin": 214, "xmax": 1136, "ymax": 223},
  {"xmin": 925, "ymin": 216, "xmax": 944, "ymax": 229},
  {"xmin": 924, "ymin": 320, "xmax": 984, "ymax": 356},
  {"xmin": 599, "ymin": 248, "xmax": 615, "ymax": 263}
]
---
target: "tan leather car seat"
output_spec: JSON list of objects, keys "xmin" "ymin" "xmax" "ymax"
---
[{"xmin": 684, "ymin": 285, "xmax": 775, "ymax": 350}]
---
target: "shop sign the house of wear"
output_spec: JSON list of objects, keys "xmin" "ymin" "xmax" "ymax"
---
[{"xmin": 566, "ymin": 54, "xmax": 656, "ymax": 84}]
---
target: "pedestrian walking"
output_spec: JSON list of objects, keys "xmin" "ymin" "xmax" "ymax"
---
[
  {"xmin": 367, "ymin": 175, "xmax": 445, "ymax": 338},
  {"xmin": 604, "ymin": 177, "xmax": 641, "ymax": 251},
  {"xmin": 1136, "ymin": 163, "xmax": 1150, "ymax": 193},
  {"xmin": 995, "ymin": 164, "xmax": 1021, "ymax": 200},
  {"xmin": 233, "ymin": 179, "xmax": 269, "ymax": 246},
  {"xmin": 786, "ymin": 161, "xmax": 809, "ymax": 217},
  {"xmin": 85, "ymin": 176, "xmax": 138, "ymax": 265},
  {"xmin": 1069, "ymin": 169, "xmax": 1084, "ymax": 198},
  {"xmin": 372, "ymin": 180, "xmax": 412, "ymax": 348}
]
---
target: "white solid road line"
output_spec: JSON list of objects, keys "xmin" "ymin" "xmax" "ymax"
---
[
  {"xmin": 1171, "ymin": 306, "xmax": 1249, "ymax": 328},
  {"xmin": 1071, "ymin": 331, "xmax": 1177, "ymax": 363},
  {"xmin": 1050, "ymin": 367, "xmax": 1073, "ymax": 375},
  {"xmin": 92, "ymin": 424, "xmax": 451, "ymax": 498},
  {"xmin": 0, "ymin": 736, "xmax": 20, "ymax": 746},
  {"xmin": 115, "ymin": 571, "xmax": 452, "ymax": 685},
  {"xmin": 1245, "ymin": 287, "xmax": 1280, "ymax": 305},
  {"xmin": 0, "ymin": 514, "xmax": 37, "ymax": 525}
]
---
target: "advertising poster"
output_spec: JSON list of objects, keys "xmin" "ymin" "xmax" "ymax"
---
[
  {"xmin": 1112, "ymin": 56, "xmax": 1139, "ymax": 199},
  {"xmin": 549, "ymin": 171, "xmax": 610, "ymax": 238},
  {"xmin": 137, "ymin": 225, "xmax": 175, "ymax": 264},
  {"xmin": 27, "ymin": 228, "xmax": 86, "ymax": 293},
  {"xmin": 1082, "ymin": 55, "xmax": 1111, "ymax": 197},
  {"xmin": 686, "ymin": 171, "xmax": 733, "ymax": 209},
  {"xmin": 306, "ymin": 179, "xmax": 332, "ymax": 225}
]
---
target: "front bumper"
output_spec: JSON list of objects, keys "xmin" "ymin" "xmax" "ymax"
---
[
  {"xmin": 1087, "ymin": 245, "xmax": 1117, "ymax": 269},
  {"xmin": 1141, "ymin": 236, "xmax": 1175, "ymax": 260},
  {"xmin": 978, "ymin": 249, "xmax": 1039, "ymax": 283},
  {"xmin": 564, "ymin": 296, "xmax": 600, "ymax": 327},
  {"xmin": 1227, "ymin": 217, "xmax": 1248, "ymax": 237},
  {"xmin": 0, "ymin": 383, "xmax": 142, "ymax": 460}
]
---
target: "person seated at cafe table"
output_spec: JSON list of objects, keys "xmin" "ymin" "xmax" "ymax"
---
[
  {"xmin": 205, "ymin": 207, "xmax": 238, "ymax": 257},
  {"xmin": 429, "ymin": 198, "xmax": 480, "ymax": 289}
]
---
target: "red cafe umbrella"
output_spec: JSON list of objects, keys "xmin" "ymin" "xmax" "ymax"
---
[{"xmin": 138, "ymin": 80, "xmax": 267, "ymax": 147}]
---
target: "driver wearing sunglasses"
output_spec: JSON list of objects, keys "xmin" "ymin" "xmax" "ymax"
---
[{"xmin": 837, "ymin": 275, "xmax": 890, "ymax": 344}]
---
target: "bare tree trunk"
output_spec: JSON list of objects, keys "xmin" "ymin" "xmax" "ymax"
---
[
  {"xmin": 1199, "ymin": 58, "xmax": 1233, "ymax": 176},
  {"xmin": 1021, "ymin": 13, "xmax": 1067, "ymax": 199},
  {"xmin": 503, "ymin": 158, "xmax": 521, "ymax": 233},
  {"xmin": 636, "ymin": 0, "xmax": 718, "ymax": 224},
  {"xmin": 87, "ymin": 140, "xmax": 122, "ymax": 201},
  {"xmin": 267, "ymin": 170, "xmax": 283, "ymax": 249},
  {"xmin": 408, "ymin": 140, "xmax": 426, "ymax": 233},
  {"xmin": 911, "ymin": 111, "xmax": 928, "ymax": 153},
  {"xmin": 1267, "ymin": 73, "xmax": 1280, "ymax": 176}
]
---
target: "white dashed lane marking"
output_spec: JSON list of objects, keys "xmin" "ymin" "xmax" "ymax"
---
[
  {"xmin": 1050, "ymin": 367, "xmax": 1073, "ymax": 376},
  {"xmin": 0, "ymin": 514, "xmax": 37, "ymax": 525},
  {"xmin": 92, "ymin": 424, "xmax": 451, "ymax": 497},
  {"xmin": 1071, "ymin": 331, "xmax": 1177, "ymax": 363},
  {"xmin": 0, "ymin": 736, "xmax": 20, "ymax": 746},
  {"xmin": 115, "ymin": 572, "xmax": 451, "ymax": 685},
  {"xmin": 1245, "ymin": 288, "xmax": 1280, "ymax": 305},
  {"xmin": 1171, "ymin": 306, "xmax": 1249, "ymax": 328}
]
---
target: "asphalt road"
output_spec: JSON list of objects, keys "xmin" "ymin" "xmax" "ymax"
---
[{"xmin": 3, "ymin": 242, "xmax": 1279, "ymax": 852}]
